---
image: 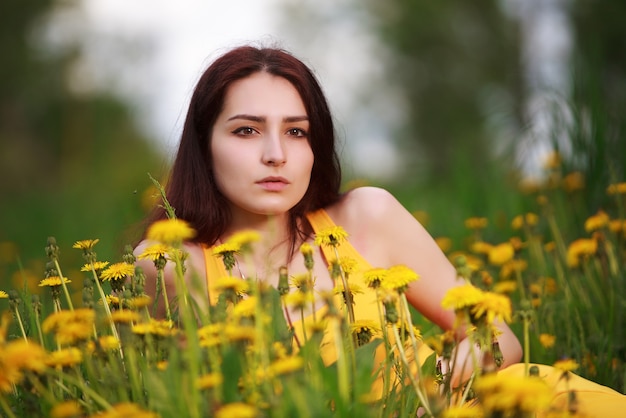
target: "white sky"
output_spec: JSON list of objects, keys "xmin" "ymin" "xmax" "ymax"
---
[{"xmin": 43, "ymin": 0, "xmax": 402, "ymax": 180}]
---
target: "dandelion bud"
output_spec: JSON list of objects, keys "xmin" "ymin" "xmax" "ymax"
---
[
  {"xmin": 329, "ymin": 260, "xmax": 341, "ymax": 280},
  {"xmin": 45, "ymin": 261, "xmax": 57, "ymax": 278},
  {"xmin": 46, "ymin": 236, "xmax": 60, "ymax": 259},
  {"xmin": 123, "ymin": 245, "xmax": 136, "ymax": 264},
  {"xmin": 132, "ymin": 267, "xmax": 146, "ymax": 296},
  {"xmin": 31, "ymin": 295, "xmax": 42, "ymax": 316},
  {"xmin": 492, "ymin": 340, "xmax": 504, "ymax": 367},
  {"xmin": 8, "ymin": 289, "xmax": 20, "ymax": 310},
  {"xmin": 82, "ymin": 277, "xmax": 94, "ymax": 308},
  {"xmin": 278, "ymin": 266, "xmax": 289, "ymax": 296},
  {"xmin": 300, "ymin": 243, "xmax": 314, "ymax": 270}
]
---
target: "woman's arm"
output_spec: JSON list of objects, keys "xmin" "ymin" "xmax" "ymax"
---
[{"xmin": 335, "ymin": 187, "xmax": 522, "ymax": 376}]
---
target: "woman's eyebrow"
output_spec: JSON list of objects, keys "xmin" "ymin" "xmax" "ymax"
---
[{"xmin": 226, "ymin": 114, "xmax": 308, "ymax": 123}]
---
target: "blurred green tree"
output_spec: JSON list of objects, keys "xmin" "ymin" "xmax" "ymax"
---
[{"xmin": 0, "ymin": 0, "xmax": 163, "ymax": 286}]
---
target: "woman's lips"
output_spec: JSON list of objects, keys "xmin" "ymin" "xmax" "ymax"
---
[{"xmin": 256, "ymin": 177, "xmax": 289, "ymax": 192}]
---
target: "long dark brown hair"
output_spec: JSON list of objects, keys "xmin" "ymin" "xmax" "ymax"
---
[{"xmin": 144, "ymin": 46, "xmax": 342, "ymax": 252}]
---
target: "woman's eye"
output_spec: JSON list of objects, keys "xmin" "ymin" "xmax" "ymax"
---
[
  {"xmin": 233, "ymin": 127, "xmax": 255, "ymax": 136},
  {"xmin": 287, "ymin": 128, "xmax": 308, "ymax": 138}
]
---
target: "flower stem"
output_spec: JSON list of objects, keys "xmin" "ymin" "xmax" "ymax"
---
[
  {"xmin": 391, "ymin": 326, "xmax": 431, "ymax": 416},
  {"xmin": 53, "ymin": 259, "xmax": 74, "ymax": 311},
  {"xmin": 0, "ymin": 394, "xmax": 17, "ymax": 418}
]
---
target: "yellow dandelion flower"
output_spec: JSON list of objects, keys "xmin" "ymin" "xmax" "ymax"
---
[
  {"xmin": 299, "ymin": 242, "xmax": 313, "ymax": 256},
  {"xmin": 511, "ymin": 213, "xmax": 539, "ymax": 230},
  {"xmin": 80, "ymin": 261, "xmax": 109, "ymax": 272},
  {"xmin": 137, "ymin": 243, "xmax": 170, "ymax": 261},
  {"xmin": 127, "ymin": 295, "xmax": 152, "ymax": 309},
  {"xmin": 98, "ymin": 335, "xmax": 121, "ymax": 351},
  {"xmin": 449, "ymin": 252, "xmax": 484, "ymax": 272},
  {"xmin": 470, "ymin": 241, "xmax": 493, "ymax": 254},
  {"xmin": 554, "ymin": 358, "xmax": 579, "ymax": 373},
  {"xmin": 607, "ymin": 182, "xmax": 626, "ymax": 195},
  {"xmin": 0, "ymin": 290, "xmax": 7, "ymax": 298},
  {"xmin": 46, "ymin": 347, "xmax": 83, "ymax": 369},
  {"xmin": 212, "ymin": 242, "xmax": 240, "ymax": 255},
  {"xmin": 584, "ymin": 210, "xmax": 610, "ymax": 232},
  {"xmin": 488, "ymin": 242, "xmax": 515, "ymax": 266},
  {"xmin": 42, "ymin": 309, "xmax": 95, "ymax": 345},
  {"xmin": 330, "ymin": 256, "xmax": 358, "ymax": 275},
  {"xmin": 539, "ymin": 333, "xmax": 556, "ymax": 349},
  {"xmin": 50, "ymin": 400, "xmax": 82, "ymax": 418},
  {"xmin": 471, "ymin": 292, "xmax": 512, "ymax": 324},
  {"xmin": 349, "ymin": 319, "xmax": 382, "ymax": 336},
  {"xmin": 101, "ymin": 262, "xmax": 135, "ymax": 281},
  {"xmin": 225, "ymin": 324, "xmax": 256, "ymax": 343},
  {"xmin": 106, "ymin": 295, "xmax": 120, "ymax": 307},
  {"xmin": 2, "ymin": 339, "xmax": 48, "ymax": 374},
  {"xmin": 291, "ymin": 273, "xmax": 314, "ymax": 291},
  {"xmin": 72, "ymin": 239, "xmax": 99, "ymax": 250},
  {"xmin": 380, "ymin": 264, "xmax": 419, "ymax": 292},
  {"xmin": 519, "ymin": 178, "xmax": 543, "ymax": 194},
  {"xmin": 566, "ymin": 238, "xmax": 597, "ymax": 268},
  {"xmin": 307, "ymin": 320, "xmax": 327, "ymax": 336},
  {"xmin": 529, "ymin": 283, "xmax": 542, "ymax": 295},
  {"xmin": 499, "ymin": 259, "xmax": 528, "ymax": 279},
  {"xmin": 441, "ymin": 284, "xmax": 485, "ymax": 311},
  {"xmin": 149, "ymin": 319, "xmax": 177, "ymax": 337},
  {"xmin": 435, "ymin": 236, "xmax": 452, "ymax": 253},
  {"xmin": 314, "ymin": 226, "xmax": 349, "ymax": 247},
  {"xmin": 156, "ymin": 361, "xmax": 168, "ymax": 371},
  {"xmin": 441, "ymin": 404, "xmax": 483, "ymax": 418},
  {"xmin": 608, "ymin": 219, "xmax": 626, "ymax": 234},
  {"xmin": 284, "ymin": 291, "xmax": 315, "ymax": 310},
  {"xmin": 146, "ymin": 218, "xmax": 196, "ymax": 244},
  {"xmin": 215, "ymin": 402, "xmax": 258, "ymax": 418},
  {"xmin": 0, "ymin": 363, "xmax": 21, "ymax": 393},
  {"xmin": 376, "ymin": 287, "xmax": 398, "ymax": 304},
  {"xmin": 269, "ymin": 355, "xmax": 304, "ymax": 376},
  {"xmin": 363, "ymin": 267, "xmax": 388, "ymax": 289},
  {"xmin": 464, "ymin": 217, "xmax": 488, "ymax": 230},
  {"xmin": 562, "ymin": 171, "xmax": 585, "ymax": 193},
  {"xmin": 475, "ymin": 374, "xmax": 552, "ymax": 413},
  {"xmin": 333, "ymin": 281, "xmax": 364, "ymax": 296},
  {"xmin": 493, "ymin": 280, "xmax": 517, "ymax": 294},
  {"xmin": 544, "ymin": 277, "xmax": 558, "ymax": 295},
  {"xmin": 110, "ymin": 310, "xmax": 141, "ymax": 324},
  {"xmin": 227, "ymin": 230, "xmax": 261, "ymax": 250},
  {"xmin": 198, "ymin": 323, "xmax": 224, "ymax": 339},
  {"xmin": 212, "ymin": 277, "xmax": 248, "ymax": 294},
  {"xmin": 543, "ymin": 151, "xmax": 561, "ymax": 170},
  {"xmin": 232, "ymin": 296, "xmax": 257, "ymax": 318},
  {"xmin": 196, "ymin": 372, "xmax": 223, "ymax": 390},
  {"xmin": 97, "ymin": 403, "xmax": 159, "ymax": 418},
  {"xmin": 38, "ymin": 276, "xmax": 71, "ymax": 287}
]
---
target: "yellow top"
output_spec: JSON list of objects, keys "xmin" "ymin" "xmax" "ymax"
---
[{"xmin": 202, "ymin": 208, "xmax": 432, "ymax": 394}]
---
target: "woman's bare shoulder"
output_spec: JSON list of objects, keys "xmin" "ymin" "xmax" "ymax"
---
[{"xmin": 326, "ymin": 186, "xmax": 404, "ymax": 226}]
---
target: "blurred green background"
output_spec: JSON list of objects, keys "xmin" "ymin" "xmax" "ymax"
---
[{"xmin": 1, "ymin": 0, "xmax": 625, "ymax": 325}]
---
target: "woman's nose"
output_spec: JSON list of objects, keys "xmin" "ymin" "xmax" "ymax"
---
[{"xmin": 262, "ymin": 135, "xmax": 286, "ymax": 166}]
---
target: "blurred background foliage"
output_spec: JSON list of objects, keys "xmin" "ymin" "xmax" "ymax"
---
[
  {"xmin": 0, "ymin": 0, "xmax": 163, "ymax": 286},
  {"xmin": 0, "ymin": 0, "xmax": 625, "ymax": 380}
]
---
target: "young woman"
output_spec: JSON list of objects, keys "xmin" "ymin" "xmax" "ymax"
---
[{"xmin": 135, "ymin": 45, "xmax": 624, "ymax": 414}]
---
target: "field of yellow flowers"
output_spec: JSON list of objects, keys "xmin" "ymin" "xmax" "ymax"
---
[{"xmin": 1, "ymin": 156, "xmax": 625, "ymax": 417}]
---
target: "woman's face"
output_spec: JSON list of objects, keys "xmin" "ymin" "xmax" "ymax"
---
[{"xmin": 210, "ymin": 72, "xmax": 314, "ymax": 221}]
